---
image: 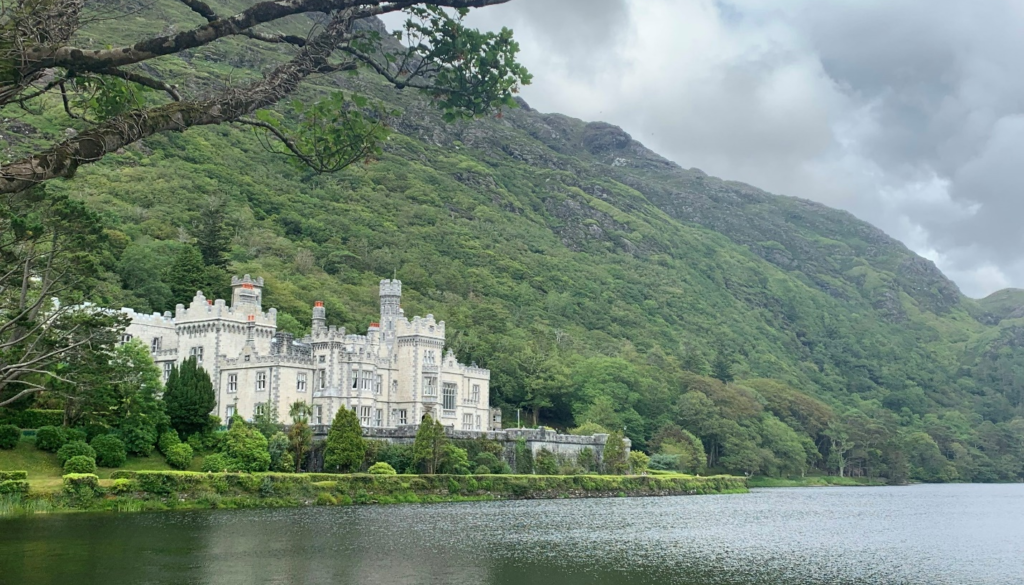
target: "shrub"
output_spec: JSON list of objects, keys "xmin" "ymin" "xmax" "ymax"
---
[
  {"xmin": 603, "ymin": 432, "xmax": 628, "ymax": 475},
  {"xmin": 473, "ymin": 452, "xmax": 501, "ymax": 473},
  {"xmin": 91, "ymin": 435, "xmax": 127, "ymax": 468},
  {"xmin": 119, "ymin": 415, "xmax": 157, "ymax": 456},
  {"xmin": 268, "ymin": 433, "xmax": 292, "ymax": 472},
  {"xmin": 0, "ymin": 424, "xmax": 20, "ymax": 449},
  {"xmin": 0, "ymin": 480, "xmax": 29, "ymax": 494},
  {"xmin": 57, "ymin": 441, "xmax": 96, "ymax": 465},
  {"xmin": 111, "ymin": 478, "xmax": 137, "ymax": 495},
  {"xmin": 535, "ymin": 448, "xmax": 558, "ymax": 475},
  {"xmin": 514, "ymin": 438, "xmax": 534, "ymax": 474},
  {"xmin": 629, "ymin": 451, "xmax": 651, "ymax": 475},
  {"xmin": 474, "ymin": 465, "xmax": 491, "ymax": 475},
  {"xmin": 0, "ymin": 409, "xmax": 62, "ymax": 429},
  {"xmin": 35, "ymin": 426, "xmax": 67, "ymax": 452},
  {"xmin": 578, "ymin": 448, "xmax": 597, "ymax": 473},
  {"xmin": 440, "ymin": 444, "xmax": 471, "ymax": 475},
  {"xmin": 378, "ymin": 443, "xmax": 415, "ymax": 474},
  {"xmin": 569, "ymin": 422, "xmax": 610, "ymax": 436},
  {"xmin": 223, "ymin": 418, "xmax": 271, "ymax": 472},
  {"xmin": 62, "ymin": 474, "xmax": 99, "ymax": 500},
  {"xmin": 64, "ymin": 456, "xmax": 97, "ymax": 475},
  {"xmin": 201, "ymin": 453, "xmax": 231, "ymax": 472},
  {"xmin": 80, "ymin": 423, "xmax": 110, "ymax": 442},
  {"xmin": 648, "ymin": 454, "xmax": 681, "ymax": 471},
  {"xmin": 0, "ymin": 471, "xmax": 28, "ymax": 481},
  {"xmin": 165, "ymin": 443, "xmax": 194, "ymax": 470},
  {"xmin": 158, "ymin": 430, "xmax": 181, "ymax": 455},
  {"xmin": 65, "ymin": 428, "xmax": 87, "ymax": 443},
  {"xmin": 368, "ymin": 462, "xmax": 397, "ymax": 475},
  {"xmin": 324, "ymin": 408, "xmax": 365, "ymax": 473}
]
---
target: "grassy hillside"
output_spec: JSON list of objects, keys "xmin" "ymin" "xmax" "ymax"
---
[{"xmin": 2, "ymin": 0, "xmax": 1022, "ymax": 482}]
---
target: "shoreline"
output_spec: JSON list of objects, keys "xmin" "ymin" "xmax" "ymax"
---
[
  {"xmin": 1, "ymin": 471, "xmax": 748, "ymax": 517},
  {"xmin": 747, "ymin": 476, "xmax": 889, "ymax": 488}
]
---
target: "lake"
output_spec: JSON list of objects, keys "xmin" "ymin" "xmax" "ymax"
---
[{"xmin": 1, "ymin": 484, "xmax": 1022, "ymax": 584}]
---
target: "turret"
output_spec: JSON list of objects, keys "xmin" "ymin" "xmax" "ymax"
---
[
  {"xmin": 380, "ymin": 279, "xmax": 402, "ymax": 343},
  {"xmin": 231, "ymin": 274, "xmax": 264, "ymax": 310},
  {"xmin": 312, "ymin": 301, "xmax": 326, "ymax": 332}
]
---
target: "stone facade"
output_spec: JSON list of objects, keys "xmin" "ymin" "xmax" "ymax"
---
[{"xmin": 122, "ymin": 276, "xmax": 495, "ymax": 430}]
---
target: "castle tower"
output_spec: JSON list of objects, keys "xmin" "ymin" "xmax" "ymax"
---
[
  {"xmin": 312, "ymin": 301, "xmax": 326, "ymax": 332},
  {"xmin": 380, "ymin": 279, "xmax": 402, "ymax": 343},
  {"xmin": 231, "ymin": 275, "xmax": 264, "ymax": 310}
]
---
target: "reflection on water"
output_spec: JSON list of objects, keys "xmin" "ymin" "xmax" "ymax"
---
[{"xmin": 1, "ymin": 484, "xmax": 1022, "ymax": 585}]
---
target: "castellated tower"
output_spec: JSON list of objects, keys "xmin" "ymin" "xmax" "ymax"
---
[
  {"xmin": 379, "ymin": 279, "xmax": 402, "ymax": 343},
  {"xmin": 231, "ymin": 275, "xmax": 264, "ymax": 310},
  {"xmin": 311, "ymin": 301, "xmax": 326, "ymax": 332}
]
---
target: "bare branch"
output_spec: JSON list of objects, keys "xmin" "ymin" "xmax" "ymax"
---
[{"xmin": 99, "ymin": 67, "xmax": 182, "ymax": 101}]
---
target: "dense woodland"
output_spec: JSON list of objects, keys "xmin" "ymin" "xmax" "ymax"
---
[{"xmin": 3, "ymin": 0, "xmax": 1024, "ymax": 483}]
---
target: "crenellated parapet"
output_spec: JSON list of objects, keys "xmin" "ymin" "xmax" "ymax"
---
[
  {"xmin": 396, "ymin": 314, "xmax": 445, "ymax": 339},
  {"xmin": 120, "ymin": 308, "xmax": 175, "ymax": 326},
  {"xmin": 175, "ymin": 292, "xmax": 277, "ymax": 326}
]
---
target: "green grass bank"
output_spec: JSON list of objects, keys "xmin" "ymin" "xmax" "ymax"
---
[
  {"xmin": 747, "ymin": 476, "xmax": 888, "ymax": 488},
  {"xmin": 0, "ymin": 471, "xmax": 747, "ymax": 516}
]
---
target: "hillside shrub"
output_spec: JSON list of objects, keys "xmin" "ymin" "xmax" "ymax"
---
[
  {"xmin": 91, "ymin": 435, "xmax": 127, "ymax": 468},
  {"xmin": 35, "ymin": 426, "xmax": 67, "ymax": 452},
  {"xmin": 474, "ymin": 465, "xmax": 490, "ymax": 475},
  {"xmin": 80, "ymin": 423, "xmax": 110, "ymax": 442},
  {"xmin": 119, "ymin": 414, "xmax": 157, "ymax": 456},
  {"xmin": 62, "ymin": 474, "xmax": 99, "ymax": 502},
  {"xmin": 65, "ymin": 428, "xmax": 87, "ymax": 443},
  {"xmin": 64, "ymin": 456, "xmax": 97, "ymax": 475},
  {"xmin": 629, "ymin": 451, "xmax": 651, "ymax": 474},
  {"xmin": 201, "ymin": 453, "xmax": 231, "ymax": 472},
  {"xmin": 165, "ymin": 443, "xmax": 194, "ymax": 470},
  {"xmin": 0, "ymin": 425, "xmax": 20, "ymax": 449},
  {"xmin": 223, "ymin": 418, "xmax": 270, "ymax": 472},
  {"xmin": 57, "ymin": 441, "xmax": 96, "ymax": 465},
  {"xmin": 377, "ymin": 443, "xmax": 415, "ymax": 474},
  {"xmin": 473, "ymin": 452, "xmax": 501, "ymax": 474},
  {"xmin": 368, "ymin": 462, "xmax": 397, "ymax": 475},
  {"xmin": 535, "ymin": 448, "xmax": 558, "ymax": 475},
  {"xmin": 440, "ymin": 444, "xmax": 471, "ymax": 475},
  {"xmin": 158, "ymin": 430, "xmax": 181, "ymax": 455},
  {"xmin": 648, "ymin": 454, "xmax": 680, "ymax": 471}
]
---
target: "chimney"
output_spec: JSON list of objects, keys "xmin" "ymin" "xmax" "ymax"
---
[{"xmin": 312, "ymin": 301, "xmax": 326, "ymax": 332}]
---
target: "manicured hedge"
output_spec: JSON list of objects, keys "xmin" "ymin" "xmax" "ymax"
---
[
  {"xmin": 64, "ymin": 456, "xmax": 97, "ymax": 475},
  {"xmin": 63, "ymin": 473, "xmax": 99, "ymax": 490},
  {"xmin": 0, "ymin": 480, "xmax": 29, "ymax": 495},
  {"xmin": 0, "ymin": 409, "xmax": 63, "ymax": 429},
  {"xmin": 0, "ymin": 471, "xmax": 28, "ymax": 481}
]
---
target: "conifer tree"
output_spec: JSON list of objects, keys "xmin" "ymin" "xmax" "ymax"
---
[
  {"xmin": 195, "ymin": 199, "xmax": 231, "ymax": 268},
  {"xmin": 323, "ymin": 407, "xmax": 365, "ymax": 473},
  {"xmin": 602, "ymin": 431, "xmax": 628, "ymax": 475},
  {"xmin": 162, "ymin": 357, "xmax": 216, "ymax": 438},
  {"xmin": 413, "ymin": 414, "xmax": 448, "ymax": 474},
  {"xmin": 167, "ymin": 246, "xmax": 208, "ymax": 306}
]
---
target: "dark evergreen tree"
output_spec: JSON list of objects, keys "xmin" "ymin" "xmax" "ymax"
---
[
  {"xmin": 711, "ymin": 352, "xmax": 735, "ymax": 383},
  {"xmin": 162, "ymin": 357, "xmax": 216, "ymax": 438},
  {"xmin": 167, "ymin": 246, "xmax": 208, "ymax": 306},
  {"xmin": 602, "ymin": 431, "xmax": 628, "ymax": 475},
  {"xmin": 195, "ymin": 199, "xmax": 231, "ymax": 268},
  {"xmin": 323, "ymin": 407, "xmax": 365, "ymax": 473},
  {"xmin": 412, "ymin": 414, "xmax": 448, "ymax": 474}
]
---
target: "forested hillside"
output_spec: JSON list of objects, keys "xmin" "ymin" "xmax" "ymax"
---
[{"xmin": 3, "ymin": 0, "xmax": 1023, "ymax": 483}]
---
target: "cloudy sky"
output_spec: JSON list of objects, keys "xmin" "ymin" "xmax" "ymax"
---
[{"xmin": 388, "ymin": 0, "xmax": 1024, "ymax": 298}]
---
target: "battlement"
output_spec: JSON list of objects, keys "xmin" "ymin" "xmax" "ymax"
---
[
  {"xmin": 231, "ymin": 275, "xmax": 264, "ymax": 288},
  {"xmin": 175, "ymin": 291, "xmax": 277, "ymax": 326},
  {"xmin": 120, "ymin": 308, "xmax": 175, "ymax": 327},
  {"xmin": 396, "ymin": 314, "xmax": 445, "ymax": 338},
  {"xmin": 379, "ymin": 279, "xmax": 402, "ymax": 298},
  {"xmin": 309, "ymin": 325, "xmax": 347, "ymax": 341}
]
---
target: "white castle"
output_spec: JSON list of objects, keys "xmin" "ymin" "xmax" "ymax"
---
[{"xmin": 121, "ymin": 276, "xmax": 497, "ymax": 431}]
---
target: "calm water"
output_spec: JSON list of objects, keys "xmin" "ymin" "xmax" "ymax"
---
[{"xmin": 1, "ymin": 484, "xmax": 1022, "ymax": 585}]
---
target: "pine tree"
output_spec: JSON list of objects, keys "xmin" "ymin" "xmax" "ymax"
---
[
  {"xmin": 167, "ymin": 246, "xmax": 208, "ymax": 306},
  {"xmin": 195, "ymin": 198, "xmax": 231, "ymax": 268},
  {"xmin": 162, "ymin": 357, "xmax": 216, "ymax": 438},
  {"xmin": 711, "ymin": 351, "xmax": 735, "ymax": 383},
  {"xmin": 602, "ymin": 431, "xmax": 628, "ymax": 475},
  {"xmin": 412, "ymin": 414, "xmax": 447, "ymax": 474},
  {"xmin": 323, "ymin": 407, "xmax": 365, "ymax": 473}
]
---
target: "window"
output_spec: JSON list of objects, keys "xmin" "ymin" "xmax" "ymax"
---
[
  {"xmin": 374, "ymin": 374, "xmax": 382, "ymax": 395},
  {"xmin": 359, "ymin": 406, "xmax": 371, "ymax": 426},
  {"xmin": 190, "ymin": 346, "xmax": 204, "ymax": 364},
  {"xmin": 314, "ymin": 405, "xmax": 323, "ymax": 426},
  {"xmin": 374, "ymin": 409, "xmax": 383, "ymax": 427},
  {"xmin": 297, "ymin": 373, "xmax": 307, "ymax": 392},
  {"xmin": 423, "ymin": 376, "xmax": 438, "ymax": 396},
  {"xmin": 226, "ymin": 404, "xmax": 236, "ymax": 420},
  {"xmin": 256, "ymin": 371, "xmax": 266, "ymax": 391},
  {"xmin": 391, "ymin": 380, "xmax": 398, "ymax": 395},
  {"xmin": 162, "ymin": 362, "xmax": 172, "ymax": 381},
  {"xmin": 255, "ymin": 403, "xmax": 267, "ymax": 417},
  {"xmin": 475, "ymin": 415, "xmax": 481, "ymax": 431},
  {"xmin": 424, "ymin": 350, "xmax": 436, "ymax": 365},
  {"xmin": 151, "ymin": 337, "xmax": 162, "ymax": 352},
  {"xmin": 462, "ymin": 413, "xmax": 473, "ymax": 430},
  {"xmin": 472, "ymin": 384, "xmax": 481, "ymax": 404},
  {"xmin": 318, "ymin": 370, "xmax": 326, "ymax": 389},
  {"xmin": 318, "ymin": 355, "xmax": 326, "ymax": 363},
  {"xmin": 121, "ymin": 333, "xmax": 133, "ymax": 343},
  {"xmin": 244, "ymin": 354, "xmax": 250, "ymax": 362},
  {"xmin": 227, "ymin": 374, "xmax": 238, "ymax": 393},
  {"xmin": 442, "ymin": 383, "xmax": 457, "ymax": 411},
  {"xmin": 354, "ymin": 370, "xmax": 374, "ymax": 391},
  {"xmin": 397, "ymin": 409, "xmax": 408, "ymax": 425}
]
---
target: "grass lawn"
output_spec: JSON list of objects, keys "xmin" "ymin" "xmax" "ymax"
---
[{"xmin": 0, "ymin": 438, "xmax": 205, "ymax": 491}]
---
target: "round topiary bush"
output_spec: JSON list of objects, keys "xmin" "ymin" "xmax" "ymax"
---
[
  {"xmin": 35, "ymin": 425, "xmax": 67, "ymax": 452},
  {"xmin": 474, "ymin": 465, "xmax": 491, "ymax": 475},
  {"xmin": 91, "ymin": 435, "xmax": 127, "ymax": 468},
  {"xmin": 63, "ymin": 455, "xmax": 97, "ymax": 475},
  {"xmin": 165, "ymin": 443, "xmax": 194, "ymax": 470},
  {"xmin": 65, "ymin": 428, "xmax": 87, "ymax": 443},
  {"xmin": 368, "ymin": 462, "xmax": 397, "ymax": 475},
  {"xmin": 0, "ymin": 425, "xmax": 20, "ymax": 450},
  {"xmin": 158, "ymin": 430, "xmax": 181, "ymax": 455},
  {"xmin": 201, "ymin": 452, "xmax": 230, "ymax": 472},
  {"xmin": 57, "ymin": 440, "xmax": 96, "ymax": 465}
]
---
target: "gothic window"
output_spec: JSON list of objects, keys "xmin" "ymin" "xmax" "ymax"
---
[
  {"xmin": 398, "ymin": 409, "xmax": 408, "ymax": 425},
  {"xmin": 475, "ymin": 415, "xmax": 482, "ymax": 431},
  {"xmin": 314, "ymin": 405, "xmax": 323, "ymax": 426},
  {"xmin": 423, "ymin": 376, "xmax": 438, "ymax": 396},
  {"xmin": 151, "ymin": 337, "xmax": 162, "ymax": 352},
  {"xmin": 374, "ymin": 409, "xmax": 383, "ymax": 427},
  {"xmin": 226, "ymin": 404, "xmax": 236, "ymax": 420},
  {"xmin": 462, "ymin": 413, "xmax": 473, "ymax": 430},
  {"xmin": 359, "ymin": 406, "xmax": 371, "ymax": 426},
  {"xmin": 121, "ymin": 333, "xmax": 133, "ymax": 344},
  {"xmin": 472, "ymin": 384, "xmax": 481, "ymax": 404},
  {"xmin": 374, "ymin": 375, "xmax": 382, "ymax": 395},
  {"xmin": 319, "ymin": 355, "xmax": 326, "ymax": 363},
  {"xmin": 297, "ymin": 373, "xmax": 307, "ymax": 392},
  {"xmin": 442, "ymin": 383, "xmax": 457, "ymax": 412},
  {"xmin": 162, "ymin": 362, "xmax": 172, "ymax": 381},
  {"xmin": 256, "ymin": 371, "xmax": 266, "ymax": 391},
  {"xmin": 424, "ymin": 350, "xmax": 436, "ymax": 365},
  {"xmin": 318, "ymin": 370, "xmax": 326, "ymax": 389},
  {"xmin": 190, "ymin": 346, "xmax": 204, "ymax": 364},
  {"xmin": 255, "ymin": 403, "xmax": 267, "ymax": 418},
  {"xmin": 227, "ymin": 374, "xmax": 238, "ymax": 393}
]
